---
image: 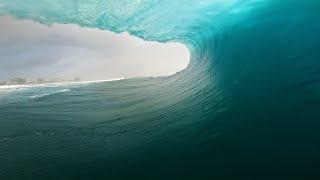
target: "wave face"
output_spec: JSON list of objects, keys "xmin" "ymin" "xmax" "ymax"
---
[{"xmin": 1, "ymin": 0, "xmax": 320, "ymax": 179}]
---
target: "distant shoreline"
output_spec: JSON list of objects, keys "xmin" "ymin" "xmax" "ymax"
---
[{"xmin": 0, "ymin": 78, "xmax": 124, "ymax": 89}]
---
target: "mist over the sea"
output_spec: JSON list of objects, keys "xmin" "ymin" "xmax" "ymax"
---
[{"xmin": 0, "ymin": 16, "xmax": 189, "ymax": 82}]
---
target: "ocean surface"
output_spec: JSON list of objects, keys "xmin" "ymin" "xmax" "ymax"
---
[{"xmin": 1, "ymin": 0, "xmax": 320, "ymax": 179}]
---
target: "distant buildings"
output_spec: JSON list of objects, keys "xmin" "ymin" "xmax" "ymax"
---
[
  {"xmin": 0, "ymin": 77, "xmax": 27, "ymax": 85},
  {"xmin": 0, "ymin": 81, "xmax": 7, "ymax": 86},
  {"xmin": 9, "ymin": 78, "xmax": 27, "ymax": 85},
  {"xmin": 73, "ymin": 78, "xmax": 81, "ymax": 82}
]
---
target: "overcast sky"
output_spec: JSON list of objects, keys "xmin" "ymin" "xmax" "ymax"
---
[{"xmin": 0, "ymin": 16, "xmax": 189, "ymax": 81}]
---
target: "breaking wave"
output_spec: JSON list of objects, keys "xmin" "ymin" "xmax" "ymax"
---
[{"xmin": 0, "ymin": 0, "xmax": 320, "ymax": 179}]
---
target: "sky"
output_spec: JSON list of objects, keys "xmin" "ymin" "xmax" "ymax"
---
[{"xmin": 0, "ymin": 16, "xmax": 190, "ymax": 81}]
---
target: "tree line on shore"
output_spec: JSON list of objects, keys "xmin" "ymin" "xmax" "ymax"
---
[{"xmin": 0, "ymin": 77, "xmax": 81, "ymax": 86}]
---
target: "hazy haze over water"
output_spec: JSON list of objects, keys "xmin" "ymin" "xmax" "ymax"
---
[{"xmin": 0, "ymin": 16, "xmax": 190, "ymax": 81}]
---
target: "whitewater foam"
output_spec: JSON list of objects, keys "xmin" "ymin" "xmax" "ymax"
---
[
  {"xmin": 30, "ymin": 89, "xmax": 71, "ymax": 100},
  {"xmin": 0, "ymin": 78, "xmax": 124, "ymax": 92}
]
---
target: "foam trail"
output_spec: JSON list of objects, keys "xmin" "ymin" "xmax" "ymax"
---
[{"xmin": 30, "ymin": 89, "xmax": 70, "ymax": 99}]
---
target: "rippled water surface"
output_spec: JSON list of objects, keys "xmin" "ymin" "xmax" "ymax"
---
[{"xmin": 1, "ymin": 0, "xmax": 320, "ymax": 179}]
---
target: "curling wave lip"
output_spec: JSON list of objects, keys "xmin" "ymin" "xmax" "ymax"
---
[{"xmin": 0, "ymin": 0, "xmax": 320, "ymax": 179}]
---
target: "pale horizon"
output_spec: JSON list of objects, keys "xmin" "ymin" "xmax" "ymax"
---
[{"xmin": 0, "ymin": 16, "xmax": 190, "ymax": 82}]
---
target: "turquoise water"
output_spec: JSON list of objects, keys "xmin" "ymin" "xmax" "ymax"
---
[{"xmin": 1, "ymin": 0, "xmax": 320, "ymax": 179}]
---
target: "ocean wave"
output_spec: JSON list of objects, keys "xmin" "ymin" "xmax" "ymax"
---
[
  {"xmin": 30, "ymin": 88, "xmax": 71, "ymax": 100},
  {"xmin": 0, "ymin": 0, "xmax": 320, "ymax": 179}
]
